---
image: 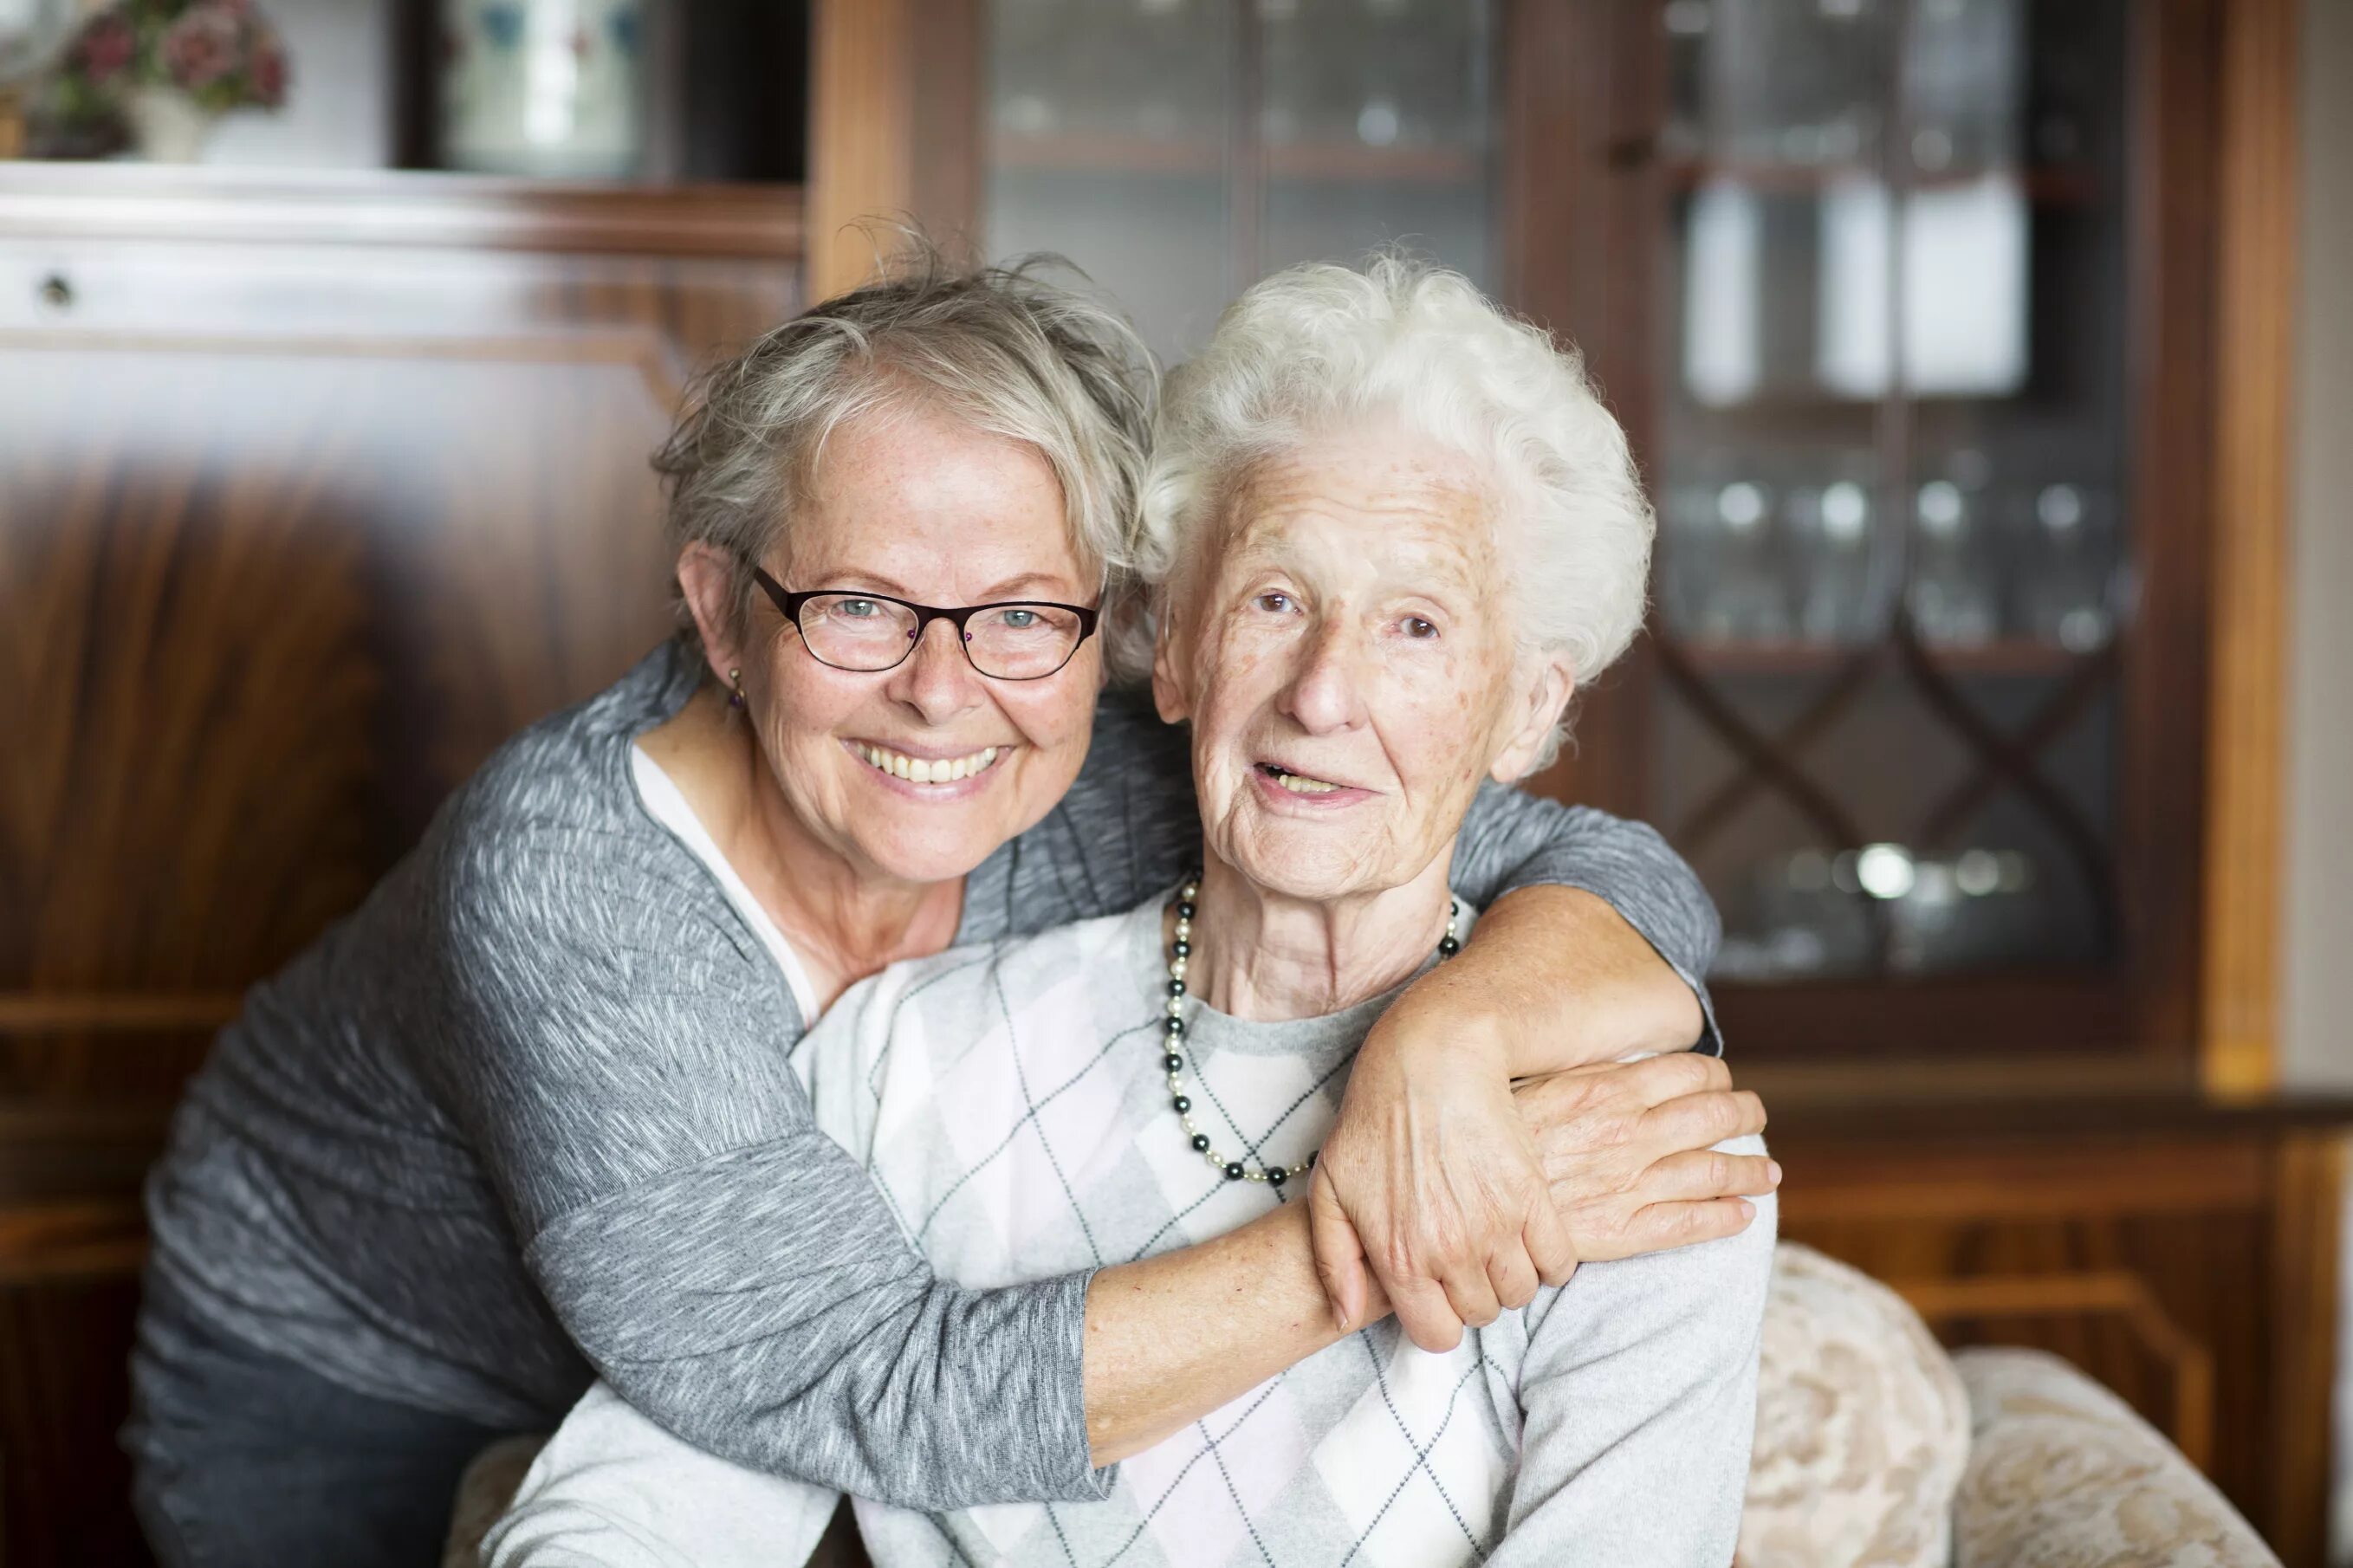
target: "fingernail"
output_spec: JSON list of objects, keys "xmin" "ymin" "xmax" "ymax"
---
[
  {"xmin": 1739, "ymin": 1198, "xmax": 1755, "ymax": 1219},
  {"xmin": 1767, "ymin": 1161, "xmax": 1783, "ymax": 1185}
]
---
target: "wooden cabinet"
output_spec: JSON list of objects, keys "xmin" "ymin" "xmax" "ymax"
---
[
  {"xmin": 820, "ymin": 0, "xmax": 2292, "ymax": 1085},
  {"xmin": 0, "ymin": 164, "xmax": 804, "ymax": 1564}
]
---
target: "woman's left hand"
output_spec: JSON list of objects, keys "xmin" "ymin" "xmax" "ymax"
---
[{"xmin": 1308, "ymin": 885, "xmax": 1709, "ymax": 1351}]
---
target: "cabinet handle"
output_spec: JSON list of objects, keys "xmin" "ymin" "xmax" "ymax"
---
[{"xmin": 37, "ymin": 274, "xmax": 74, "ymax": 310}]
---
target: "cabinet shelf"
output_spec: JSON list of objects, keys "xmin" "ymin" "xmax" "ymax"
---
[
  {"xmin": 1659, "ymin": 156, "xmax": 2098, "ymax": 205},
  {"xmin": 989, "ymin": 132, "xmax": 1481, "ymax": 185},
  {"xmin": 0, "ymin": 163, "xmax": 804, "ymax": 258},
  {"xmin": 1669, "ymin": 638, "xmax": 2100, "ymax": 677}
]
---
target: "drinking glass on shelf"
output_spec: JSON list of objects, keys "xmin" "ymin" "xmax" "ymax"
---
[
  {"xmin": 2008, "ymin": 481, "xmax": 2122, "ymax": 651},
  {"xmin": 1703, "ymin": 0, "xmax": 1887, "ymax": 170},
  {"xmin": 1663, "ymin": 471, "xmax": 1792, "ymax": 642},
  {"xmin": 1783, "ymin": 457, "xmax": 1880, "ymax": 645},
  {"xmin": 1906, "ymin": 476, "xmax": 1999, "ymax": 645},
  {"xmin": 1902, "ymin": 0, "xmax": 2023, "ymax": 176}
]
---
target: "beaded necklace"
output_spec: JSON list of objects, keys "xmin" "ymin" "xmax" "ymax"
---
[{"xmin": 1158, "ymin": 870, "xmax": 1461, "ymax": 1186}]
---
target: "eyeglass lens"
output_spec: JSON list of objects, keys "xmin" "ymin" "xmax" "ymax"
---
[{"xmin": 797, "ymin": 593, "xmax": 1086, "ymax": 680}]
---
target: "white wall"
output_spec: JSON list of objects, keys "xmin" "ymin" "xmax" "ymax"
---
[{"xmin": 2283, "ymin": 0, "xmax": 2353, "ymax": 1091}]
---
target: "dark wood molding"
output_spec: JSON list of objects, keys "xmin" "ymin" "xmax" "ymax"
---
[{"xmin": 0, "ymin": 164, "xmax": 805, "ymax": 259}]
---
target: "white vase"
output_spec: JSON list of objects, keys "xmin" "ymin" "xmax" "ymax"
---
[
  {"xmin": 440, "ymin": 0, "xmax": 645, "ymax": 179},
  {"xmin": 121, "ymin": 86, "xmax": 219, "ymax": 163}
]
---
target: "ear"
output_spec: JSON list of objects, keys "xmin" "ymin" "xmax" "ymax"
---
[
  {"xmin": 1488, "ymin": 651, "xmax": 1576, "ymax": 784},
  {"xmin": 1150, "ymin": 595, "xmax": 1194, "ymax": 725},
  {"xmin": 676, "ymin": 542, "xmax": 749, "ymax": 687}
]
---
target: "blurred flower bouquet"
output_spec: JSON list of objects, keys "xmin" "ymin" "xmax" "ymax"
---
[{"xmin": 46, "ymin": 0, "xmax": 288, "ymax": 159}]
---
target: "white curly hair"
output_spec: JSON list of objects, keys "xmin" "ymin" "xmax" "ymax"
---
[{"xmin": 1125, "ymin": 255, "xmax": 1652, "ymax": 766}]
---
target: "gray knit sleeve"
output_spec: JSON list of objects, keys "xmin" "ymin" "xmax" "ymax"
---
[
  {"xmin": 963, "ymin": 690, "xmax": 1724, "ymax": 1053},
  {"xmin": 418, "ymin": 824, "xmax": 1105, "ymax": 1509},
  {"xmin": 1488, "ymin": 1138, "xmax": 1776, "ymax": 1567}
]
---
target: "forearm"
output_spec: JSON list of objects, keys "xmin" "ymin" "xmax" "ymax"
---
[
  {"xmin": 1083, "ymin": 1201, "xmax": 1383, "ymax": 1464},
  {"xmin": 529, "ymin": 1140, "xmax": 1103, "ymax": 1510},
  {"xmin": 1395, "ymin": 885, "xmax": 1704, "ymax": 1076}
]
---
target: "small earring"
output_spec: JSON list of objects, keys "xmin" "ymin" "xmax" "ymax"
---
[{"xmin": 728, "ymin": 668, "xmax": 745, "ymax": 709}]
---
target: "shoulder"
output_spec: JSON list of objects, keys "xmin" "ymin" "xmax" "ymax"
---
[{"xmin": 412, "ymin": 645, "xmax": 761, "ymax": 991}]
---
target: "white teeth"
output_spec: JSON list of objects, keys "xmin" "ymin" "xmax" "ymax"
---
[{"xmin": 859, "ymin": 743, "xmax": 1001, "ymax": 784}]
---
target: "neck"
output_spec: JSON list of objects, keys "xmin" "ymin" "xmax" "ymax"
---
[
  {"xmin": 1184, "ymin": 852, "xmax": 1455, "ymax": 1022},
  {"xmin": 643, "ymin": 688, "xmax": 962, "ymax": 1005}
]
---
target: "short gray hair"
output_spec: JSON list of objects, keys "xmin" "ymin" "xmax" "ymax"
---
[
  {"xmin": 657, "ymin": 247, "xmax": 1157, "ymax": 656},
  {"xmin": 1129, "ymin": 256, "xmax": 1653, "ymax": 763}
]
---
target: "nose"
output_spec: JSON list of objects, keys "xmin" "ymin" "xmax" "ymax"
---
[
  {"xmin": 1279, "ymin": 615, "xmax": 1370, "ymax": 735},
  {"xmin": 885, "ymin": 615, "xmax": 985, "ymax": 725}
]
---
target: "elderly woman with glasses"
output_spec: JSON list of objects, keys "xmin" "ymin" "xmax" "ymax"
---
[
  {"xmin": 130, "ymin": 254, "xmax": 1760, "ymax": 1568},
  {"xmin": 482, "ymin": 257, "xmax": 1777, "ymax": 1568}
]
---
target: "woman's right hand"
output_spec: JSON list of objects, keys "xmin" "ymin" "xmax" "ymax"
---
[{"xmin": 1515, "ymin": 1054, "xmax": 1776, "ymax": 1265}]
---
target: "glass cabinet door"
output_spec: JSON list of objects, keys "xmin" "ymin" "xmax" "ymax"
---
[
  {"xmin": 1643, "ymin": 0, "xmax": 2136, "ymax": 998},
  {"xmin": 977, "ymin": 0, "xmax": 1501, "ymax": 365}
]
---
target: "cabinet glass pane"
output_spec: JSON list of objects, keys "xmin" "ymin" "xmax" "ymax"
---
[
  {"xmin": 1650, "ymin": 0, "xmax": 2133, "ymax": 983},
  {"xmin": 982, "ymin": 0, "xmax": 1498, "ymax": 366}
]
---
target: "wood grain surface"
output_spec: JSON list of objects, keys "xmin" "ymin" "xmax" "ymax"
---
[{"xmin": 0, "ymin": 172, "xmax": 802, "ymax": 1564}]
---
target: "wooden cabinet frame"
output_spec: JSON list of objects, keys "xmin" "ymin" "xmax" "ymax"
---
[{"xmin": 807, "ymin": 0, "xmax": 2301, "ymax": 1088}]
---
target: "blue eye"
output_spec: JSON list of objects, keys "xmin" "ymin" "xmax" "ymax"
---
[
  {"xmin": 999, "ymin": 607, "xmax": 1039, "ymax": 630},
  {"xmin": 836, "ymin": 599, "xmax": 881, "ymax": 619}
]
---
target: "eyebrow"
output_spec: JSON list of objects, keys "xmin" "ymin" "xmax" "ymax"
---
[{"xmin": 811, "ymin": 570, "xmax": 1085, "ymax": 602}]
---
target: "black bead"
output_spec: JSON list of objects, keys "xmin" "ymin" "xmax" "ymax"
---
[
  {"xmin": 1176, "ymin": 902, "xmax": 1196, "ymax": 920},
  {"xmin": 1222, "ymin": 1163, "xmax": 1246, "ymax": 1181},
  {"xmin": 1190, "ymin": 1133, "xmax": 1211, "ymax": 1151},
  {"xmin": 1438, "ymin": 936, "xmax": 1461, "ymax": 956},
  {"xmin": 1171, "ymin": 1095, "xmax": 1191, "ymax": 1114},
  {"xmin": 1164, "ymin": 1016, "xmax": 1185, "ymax": 1036},
  {"xmin": 1163, "ymin": 1052, "xmax": 1184, "ymax": 1072},
  {"xmin": 1267, "ymin": 1166, "xmax": 1288, "ymax": 1188},
  {"xmin": 1167, "ymin": 979, "xmax": 1186, "ymax": 997},
  {"xmin": 1171, "ymin": 939, "xmax": 1190, "ymax": 957},
  {"xmin": 1306, "ymin": 1150, "xmax": 1317, "ymax": 1168}
]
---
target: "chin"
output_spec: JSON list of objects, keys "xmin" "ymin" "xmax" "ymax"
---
[
  {"xmin": 852, "ymin": 814, "xmax": 1006, "ymax": 887},
  {"xmin": 1223, "ymin": 828, "xmax": 1383, "ymax": 904}
]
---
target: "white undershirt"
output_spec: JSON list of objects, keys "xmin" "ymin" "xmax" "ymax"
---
[{"xmin": 629, "ymin": 743, "xmax": 823, "ymax": 1025}]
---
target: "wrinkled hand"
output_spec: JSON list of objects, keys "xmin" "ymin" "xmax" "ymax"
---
[
  {"xmin": 1515, "ymin": 1053, "xmax": 1774, "ymax": 1264},
  {"xmin": 1309, "ymin": 1028, "xmax": 1574, "ymax": 1351},
  {"xmin": 1309, "ymin": 1040, "xmax": 1776, "ymax": 1353}
]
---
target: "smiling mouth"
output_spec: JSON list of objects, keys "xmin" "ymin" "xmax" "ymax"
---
[
  {"xmin": 1257, "ymin": 762, "xmax": 1345, "ymax": 796},
  {"xmin": 856, "ymin": 742, "xmax": 1003, "ymax": 784}
]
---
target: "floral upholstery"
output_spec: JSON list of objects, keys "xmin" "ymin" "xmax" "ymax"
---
[
  {"xmin": 1949, "ymin": 1346, "xmax": 2280, "ymax": 1568},
  {"xmin": 1738, "ymin": 1242, "xmax": 1974, "ymax": 1568}
]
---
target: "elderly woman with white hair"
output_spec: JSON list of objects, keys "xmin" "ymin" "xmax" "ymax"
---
[{"xmin": 482, "ymin": 258, "xmax": 1778, "ymax": 1568}]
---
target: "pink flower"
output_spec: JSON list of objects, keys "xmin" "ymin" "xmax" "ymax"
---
[
  {"xmin": 77, "ymin": 14, "xmax": 136, "ymax": 80},
  {"xmin": 250, "ymin": 42, "xmax": 288, "ymax": 107},
  {"xmin": 160, "ymin": 5, "xmax": 242, "ymax": 91}
]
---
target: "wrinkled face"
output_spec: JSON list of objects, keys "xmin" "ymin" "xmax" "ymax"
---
[
  {"xmin": 746, "ymin": 401, "xmax": 1100, "ymax": 886},
  {"xmin": 1153, "ymin": 426, "xmax": 1572, "ymax": 903}
]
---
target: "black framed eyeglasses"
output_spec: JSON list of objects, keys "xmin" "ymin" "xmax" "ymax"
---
[{"xmin": 753, "ymin": 567, "xmax": 1100, "ymax": 681}]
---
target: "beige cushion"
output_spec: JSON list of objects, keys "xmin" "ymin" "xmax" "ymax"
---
[
  {"xmin": 1737, "ymin": 1242, "xmax": 1974, "ymax": 1568},
  {"xmin": 1951, "ymin": 1347, "xmax": 2279, "ymax": 1568},
  {"xmin": 444, "ymin": 1435, "xmax": 546, "ymax": 1568}
]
